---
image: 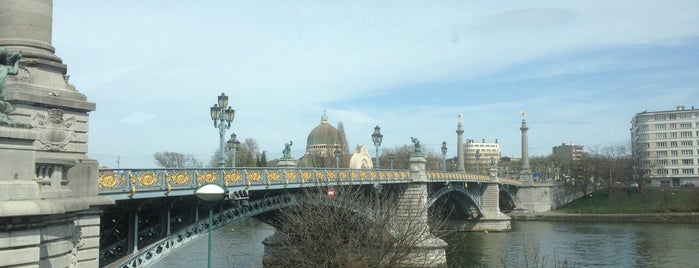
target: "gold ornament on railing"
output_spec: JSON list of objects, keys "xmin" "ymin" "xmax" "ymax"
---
[
  {"xmin": 196, "ymin": 172, "xmax": 218, "ymax": 183},
  {"xmin": 167, "ymin": 172, "xmax": 191, "ymax": 185},
  {"xmin": 247, "ymin": 170, "xmax": 262, "ymax": 182},
  {"xmin": 98, "ymin": 173, "xmax": 121, "ymax": 188},
  {"xmin": 225, "ymin": 171, "xmax": 242, "ymax": 183},
  {"xmin": 267, "ymin": 171, "xmax": 281, "ymax": 181}
]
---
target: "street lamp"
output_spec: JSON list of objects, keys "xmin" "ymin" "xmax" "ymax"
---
[
  {"xmin": 194, "ymin": 184, "xmax": 228, "ymax": 268},
  {"xmin": 371, "ymin": 125, "xmax": 383, "ymax": 169},
  {"xmin": 210, "ymin": 93, "xmax": 235, "ymax": 167},
  {"xmin": 226, "ymin": 133, "xmax": 240, "ymax": 168},
  {"xmin": 389, "ymin": 154, "xmax": 394, "ymax": 170},
  {"xmin": 441, "ymin": 141, "xmax": 448, "ymax": 172},
  {"xmin": 334, "ymin": 145, "xmax": 341, "ymax": 169}
]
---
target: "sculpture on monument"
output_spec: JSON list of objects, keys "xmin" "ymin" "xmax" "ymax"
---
[
  {"xmin": 282, "ymin": 141, "xmax": 293, "ymax": 159},
  {"xmin": 0, "ymin": 47, "xmax": 29, "ymax": 128},
  {"xmin": 411, "ymin": 137, "xmax": 423, "ymax": 156}
]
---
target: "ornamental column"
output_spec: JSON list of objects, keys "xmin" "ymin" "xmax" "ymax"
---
[
  {"xmin": 519, "ymin": 110, "xmax": 533, "ymax": 182},
  {"xmin": 456, "ymin": 114, "xmax": 465, "ymax": 172}
]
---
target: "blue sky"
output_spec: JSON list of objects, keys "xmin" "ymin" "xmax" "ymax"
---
[{"xmin": 51, "ymin": 1, "xmax": 699, "ymax": 168}]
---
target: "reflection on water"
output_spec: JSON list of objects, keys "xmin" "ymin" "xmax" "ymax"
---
[
  {"xmin": 151, "ymin": 219, "xmax": 699, "ymax": 268},
  {"xmin": 444, "ymin": 221, "xmax": 699, "ymax": 267},
  {"xmin": 151, "ymin": 218, "xmax": 275, "ymax": 268}
]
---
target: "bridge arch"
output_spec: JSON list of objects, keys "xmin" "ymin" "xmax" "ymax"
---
[
  {"xmin": 428, "ymin": 183, "xmax": 484, "ymax": 218},
  {"xmin": 109, "ymin": 186, "xmax": 394, "ymax": 268},
  {"xmin": 499, "ymin": 186, "xmax": 517, "ymax": 213}
]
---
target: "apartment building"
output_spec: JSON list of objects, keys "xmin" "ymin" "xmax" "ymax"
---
[
  {"xmin": 465, "ymin": 139, "xmax": 501, "ymax": 173},
  {"xmin": 631, "ymin": 106, "xmax": 699, "ymax": 187},
  {"xmin": 552, "ymin": 143, "xmax": 584, "ymax": 162}
]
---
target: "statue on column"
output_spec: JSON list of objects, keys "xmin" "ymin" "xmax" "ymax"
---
[{"xmin": 0, "ymin": 48, "xmax": 29, "ymax": 128}]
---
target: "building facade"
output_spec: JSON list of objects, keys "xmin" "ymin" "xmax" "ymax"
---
[
  {"xmin": 552, "ymin": 143, "xmax": 584, "ymax": 162},
  {"xmin": 465, "ymin": 139, "xmax": 501, "ymax": 174},
  {"xmin": 631, "ymin": 106, "xmax": 699, "ymax": 187}
]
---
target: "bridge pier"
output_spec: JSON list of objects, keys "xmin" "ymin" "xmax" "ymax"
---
[
  {"xmin": 469, "ymin": 182, "xmax": 511, "ymax": 231},
  {"xmin": 397, "ymin": 156, "xmax": 447, "ymax": 267}
]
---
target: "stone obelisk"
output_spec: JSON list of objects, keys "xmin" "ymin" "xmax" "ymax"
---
[
  {"xmin": 456, "ymin": 114, "xmax": 466, "ymax": 172},
  {"xmin": 0, "ymin": 0, "xmax": 112, "ymax": 266}
]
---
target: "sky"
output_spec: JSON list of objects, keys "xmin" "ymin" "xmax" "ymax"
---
[{"xmin": 50, "ymin": 1, "xmax": 699, "ymax": 169}]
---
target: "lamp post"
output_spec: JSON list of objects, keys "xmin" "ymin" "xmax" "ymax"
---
[
  {"xmin": 194, "ymin": 184, "xmax": 228, "ymax": 268},
  {"xmin": 226, "ymin": 133, "xmax": 240, "ymax": 168},
  {"xmin": 441, "ymin": 141, "xmax": 447, "ymax": 172},
  {"xmin": 210, "ymin": 93, "xmax": 235, "ymax": 167},
  {"xmin": 334, "ymin": 145, "xmax": 341, "ymax": 169},
  {"xmin": 371, "ymin": 125, "xmax": 383, "ymax": 169},
  {"xmin": 476, "ymin": 149, "xmax": 481, "ymax": 174},
  {"xmin": 389, "ymin": 154, "xmax": 394, "ymax": 170}
]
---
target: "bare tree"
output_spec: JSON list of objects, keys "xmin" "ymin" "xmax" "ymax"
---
[
  {"xmin": 153, "ymin": 151, "xmax": 202, "ymax": 168},
  {"xmin": 264, "ymin": 185, "xmax": 445, "ymax": 267},
  {"xmin": 337, "ymin": 121, "xmax": 350, "ymax": 154},
  {"xmin": 207, "ymin": 138, "xmax": 262, "ymax": 167}
]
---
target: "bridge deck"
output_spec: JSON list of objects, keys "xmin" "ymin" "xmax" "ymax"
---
[{"xmin": 98, "ymin": 167, "xmax": 522, "ymax": 200}]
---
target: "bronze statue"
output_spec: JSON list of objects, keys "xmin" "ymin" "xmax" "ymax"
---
[
  {"xmin": 411, "ymin": 137, "xmax": 423, "ymax": 155},
  {"xmin": 282, "ymin": 141, "xmax": 293, "ymax": 159},
  {"xmin": 0, "ymin": 47, "xmax": 28, "ymax": 128}
]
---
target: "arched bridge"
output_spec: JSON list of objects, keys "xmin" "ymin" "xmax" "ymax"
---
[{"xmin": 97, "ymin": 159, "xmax": 522, "ymax": 267}]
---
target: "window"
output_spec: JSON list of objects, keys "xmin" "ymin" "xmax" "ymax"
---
[
  {"xmin": 683, "ymin": 159, "xmax": 694, "ymax": 165},
  {"xmin": 683, "ymin": 169, "xmax": 694, "ymax": 174},
  {"xmin": 656, "ymin": 133, "xmax": 666, "ymax": 139},
  {"xmin": 671, "ymin": 159, "xmax": 679, "ymax": 165},
  {"xmin": 657, "ymin": 142, "xmax": 667, "ymax": 147},
  {"xmin": 671, "ymin": 151, "xmax": 679, "ymax": 157},
  {"xmin": 670, "ymin": 123, "xmax": 677, "ymax": 129},
  {"xmin": 657, "ymin": 169, "xmax": 668, "ymax": 175},
  {"xmin": 655, "ymin": 114, "xmax": 665, "ymax": 120},
  {"xmin": 680, "ymin": 113, "xmax": 692, "ymax": 119},
  {"xmin": 681, "ymin": 131, "xmax": 692, "ymax": 138},
  {"xmin": 672, "ymin": 169, "xmax": 680, "ymax": 175},
  {"xmin": 670, "ymin": 141, "xmax": 677, "ymax": 147},
  {"xmin": 682, "ymin": 141, "xmax": 693, "ymax": 147},
  {"xmin": 641, "ymin": 125, "xmax": 649, "ymax": 131},
  {"xmin": 669, "ymin": 114, "xmax": 677, "ymax": 120},
  {"xmin": 682, "ymin": 150, "xmax": 694, "ymax": 156},
  {"xmin": 657, "ymin": 160, "xmax": 668, "ymax": 165},
  {"xmin": 656, "ymin": 151, "xmax": 667, "ymax": 157},
  {"xmin": 670, "ymin": 133, "xmax": 678, "ymax": 138},
  {"xmin": 655, "ymin": 124, "xmax": 666, "ymax": 130},
  {"xmin": 680, "ymin": 123, "xmax": 692, "ymax": 129}
]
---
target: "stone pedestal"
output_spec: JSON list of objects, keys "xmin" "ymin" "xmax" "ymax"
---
[
  {"xmin": 277, "ymin": 158, "xmax": 297, "ymax": 168},
  {"xmin": 0, "ymin": 1, "xmax": 114, "ymax": 266}
]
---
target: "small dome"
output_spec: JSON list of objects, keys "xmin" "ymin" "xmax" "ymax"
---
[{"xmin": 307, "ymin": 112, "xmax": 341, "ymax": 146}]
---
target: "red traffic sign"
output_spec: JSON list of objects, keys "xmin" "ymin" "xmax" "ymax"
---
[{"xmin": 327, "ymin": 188, "xmax": 335, "ymax": 198}]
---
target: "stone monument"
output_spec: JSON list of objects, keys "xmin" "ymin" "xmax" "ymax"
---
[{"xmin": 0, "ymin": 0, "xmax": 113, "ymax": 266}]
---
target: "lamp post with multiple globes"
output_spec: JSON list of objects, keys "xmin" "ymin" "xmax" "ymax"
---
[
  {"xmin": 371, "ymin": 125, "xmax": 383, "ymax": 169},
  {"xmin": 210, "ymin": 93, "xmax": 235, "ymax": 167}
]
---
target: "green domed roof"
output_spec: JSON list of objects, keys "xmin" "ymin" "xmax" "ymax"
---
[{"xmin": 307, "ymin": 113, "xmax": 341, "ymax": 146}]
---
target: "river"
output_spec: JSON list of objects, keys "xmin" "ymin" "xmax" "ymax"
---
[{"xmin": 151, "ymin": 218, "xmax": 699, "ymax": 267}]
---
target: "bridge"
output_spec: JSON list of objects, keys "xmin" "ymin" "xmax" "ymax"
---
[
  {"xmin": 0, "ymin": 1, "xmax": 586, "ymax": 267},
  {"xmin": 97, "ymin": 156, "xmax": 522, "ymax": 267}
]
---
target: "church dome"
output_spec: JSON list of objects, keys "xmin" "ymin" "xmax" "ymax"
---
[{"xmin": 306, "ymin": 112, "xmax": 341, "ymax": 146}]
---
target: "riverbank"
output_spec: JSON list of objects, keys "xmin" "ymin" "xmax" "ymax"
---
[{"xmin": 508, "ymin": 211, "xmax": 699, "ymax": 223}]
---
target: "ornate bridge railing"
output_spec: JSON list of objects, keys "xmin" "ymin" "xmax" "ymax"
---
[{"xmin": 97, "ymin": 168, "xmax": 521, "ymax": 200}]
